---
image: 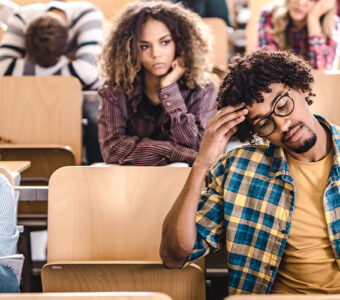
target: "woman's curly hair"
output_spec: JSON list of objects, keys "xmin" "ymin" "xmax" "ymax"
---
[
  {"xmin": 217, "ymin": 48, "xmax": 315, "ymax": 142},
  {"xmin": 100, "ymin": 1, "xmax": 212, "ymax": 94}
]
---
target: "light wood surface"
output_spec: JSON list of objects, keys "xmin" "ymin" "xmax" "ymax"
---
[
  {"xmin": 0, "ymin": 160, "xmax": 30, "ymax": 173},
  {"xmin": 203, "ymin": 17, "xmax": 228, "ymax": 71},
  {"xmin": 46, "ymin": 166, "xmax": 191, "ymax": 261},
  {"xmin": 42, "ymin": 262, "xmax": 204, "ymax": 300},
  {"xmin": 225, "ymin": 295, "xmax": 340, "ymax": 299},
  {"xmin": 246, "ymin": 0, "xmax": 280, "ymax": 53},
  {"xmin": 0, "ymin": 76, "xmax": 82, "ymax": 164},
  {"xmin": 0, "ymin": 292, "xmax": 172, "ymax": 300},
  {"xmin": 43, "ymin": 166, "xmax": 205, "ymax": 299},
  {"xmin": 311, "ymin": 70, "xmax": 340, "ymax": 126},
  {"xmin": 0, "ymin": 166, "xmax": 14, "ymax": 187},
  {"xmin": 12, "ymin": 0, "xmax": 135, "ymax": 20},
  {"xmin": 0, "ymin": 144, "xmax": 76, "ymax": 185}
]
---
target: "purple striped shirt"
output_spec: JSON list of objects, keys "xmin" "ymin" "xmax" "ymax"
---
[{"xmin": 98, "ymin": 81, "xmax": 216, "ymax": 166}]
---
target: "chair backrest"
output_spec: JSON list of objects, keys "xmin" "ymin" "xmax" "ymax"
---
[
  {"xmin": 0, "ymin": 292, "xmax": 172, "ymax": 300},
  {"xmin": 47, "ymin": 166, "xmax": 191, "ymax": 262},
  {"xmin": 12, "ymin": 0, "xmax": 135, "ymax": 20},
  {"xmin": 0, "ymin": 76, "xmax": 82, "ymax": 164},
  {"xmin": 0, "ymin": 144, "xmax": 76, "ymax": 185},
  {"xmin": 203, "ymin": 17, "xmax": 228, "ymax": 70},
  {"xmin": 41, "ymin": 262, "xmax": 204, "ymax": 300},
  {"xmin": 246, "ymin": 0, "xmax": 279, "ymax": 53},
  {"xmin": 311, "ymin": 70, "xmax": 340, "ymax": 125}
]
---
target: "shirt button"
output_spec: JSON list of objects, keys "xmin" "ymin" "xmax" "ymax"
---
[
  {"xmin": 270, "ymin": 265, "xmax": 276, "ymax": 271},
  {"xmin": 163, "ymin": 94, "xmax": 169, "ymax": 100},
  {"xmin": 166, "ymin": 102, "xmax": 172, "ymax": 107},
  {"xmin": 289, "ymin": 191, "xmax": 294, "ymax": 195},
  {"xmin": 281, "ymin": 229, "xmax": 286, "ymax": 234}
]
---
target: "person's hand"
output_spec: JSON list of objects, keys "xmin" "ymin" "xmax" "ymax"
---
[
  {"xmin": 193, "ymin": 103, "xmax": 248, "ymax": 172},
  {"xmin": 309, "ymin": 0, "xmax": 335, "ymax": 20},
  {"xmin": 160, "ymin": 57, "xmax": 185, "ymax": 89}
]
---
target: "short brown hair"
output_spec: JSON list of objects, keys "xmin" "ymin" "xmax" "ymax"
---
[{"xmin": 25, "ymin": 15, "xmax": 68, "ymax": 68}]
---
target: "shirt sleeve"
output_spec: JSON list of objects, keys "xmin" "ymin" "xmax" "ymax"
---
[
  {"xmin": 60, "ymin": 6, "xmax": 104, "ymax": 90},
  {"xmin": 158, "ymin": 82, "xmax": 216, "ymax": 152},
  {"xmin": 257, "ymin": 9, "xmax": 278, "ymax": 50},
  {"xmin": 186, "ymin": 159, "xmax": 226, "ymax": 263},
  {"xmin": 0, "ymin": 13, "xmax": 34, "ymax": 76},
  {"xmin": 97, "ymin": 88, "xmax": 199, "ymax": 166},
  {"xmin": 308, "ymin": 17, "xmax": 340, "ymax": 70},
  {"xmin": 0, "ymin": 174, "xmax": 19, "ymax": 257}
]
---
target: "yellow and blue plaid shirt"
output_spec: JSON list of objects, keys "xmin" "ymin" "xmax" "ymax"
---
[{"xmin": 187, "ymin": 115, "xmax": 340, "ymax": 294}]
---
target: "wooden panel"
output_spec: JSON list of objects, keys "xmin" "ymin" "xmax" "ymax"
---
[
  {"xmin": 226, "ymin": 295, "xmax": 340, "ymax": 300},
  {"xmin": 0, "ymin": 145, "xmax": 76, "ymax": 184},
  {"xmin": 0, "ymin": 160, "xmax": 30, "ymax": 173},
  {"xmin": 12, "ymin": 0, "xmax": 135, "ymax": 20},
  {"xmin": 0, "ymin": 76, "xmax": 82, "ymax": 164},
  {"xmin": 0, "ymin": 292, "xmax": 172, "ymax": 300},
  {"xmin": 311, "ymin": 70, "xmax": 340, "ymax": 125},
  {"xmin": 42, "ymin": 262, "xmax": 204, "ymax": 300},
  {"xmin": 47, "ymin": 166, "xmax": 191, "ymax": 262},
  {"xmin": 246, "ymin": 0, "xmax": 280, "ymax": 53},
  {"xmin": 203, "ymin": 17, "xmax": 228, "ymax": 70}
]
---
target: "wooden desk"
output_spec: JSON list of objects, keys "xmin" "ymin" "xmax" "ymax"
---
[
  {"xmin": 0, "ymin": 292, "xmax": 172, "ymax": 299},
  {"xmin": 0, "ymin": 161, "xmax": 31, "ymax": 173}
]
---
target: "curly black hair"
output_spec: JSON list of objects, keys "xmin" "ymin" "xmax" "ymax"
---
[{"xmin": 217, "ymin": 48, "xmax": 315, "ymax": 142}]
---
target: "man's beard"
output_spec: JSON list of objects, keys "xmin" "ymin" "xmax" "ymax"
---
[{"xmin": 282, "ymin": 122, "xmax": 317, "ymax": 154}]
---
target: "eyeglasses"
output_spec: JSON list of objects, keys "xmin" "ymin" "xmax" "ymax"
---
[{"xmin": 253, "ymin": 90, "xmax": 295, "ymax": 137}]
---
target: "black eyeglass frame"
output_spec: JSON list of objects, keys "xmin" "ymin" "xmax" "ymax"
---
[{"xmin": 252, "ymin": 90, "xmax": 295, "ymax": 138}]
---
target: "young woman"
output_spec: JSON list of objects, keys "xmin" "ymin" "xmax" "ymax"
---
[
  {"xmin": 98, "ymin": 1, "xmax": 216, "ymax": 166},
  {"xmin": 258, "ymin": 0, "xmax": 340, "ymax": 70}
]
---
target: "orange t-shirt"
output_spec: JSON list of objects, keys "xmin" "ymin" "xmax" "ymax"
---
[{"xmin": 271, "ymin": 150, "xmax": 340, "ymax": 294}]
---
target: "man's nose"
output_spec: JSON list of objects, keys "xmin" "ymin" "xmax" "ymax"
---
[{"xmin": 274, "ymin": 116, "xmax": 291, "ymax": 133}]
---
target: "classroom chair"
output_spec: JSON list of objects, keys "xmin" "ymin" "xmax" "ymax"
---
[
  {"xmin": 41, "ymin": 166, "xmax": 205, "ymax": 300},
  {"xmin": 0, "ymin": 292, "xmax": 172, "ymax": 300},
  {"xmin": 311, "ymin": 70, "xmax": 340, "ymax": 126},
  {"xmin": 246, "ymin": 0, "xmax": 279, "ymax": 53}
]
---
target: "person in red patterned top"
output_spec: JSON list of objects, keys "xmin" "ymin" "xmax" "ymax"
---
[
  {"xmin": 257, "ymin": 0, "xmax": 340, "ymax": 70},
  {"xmin": 98, "ymin": 1, "xmax": 217, "ymax": 166}
]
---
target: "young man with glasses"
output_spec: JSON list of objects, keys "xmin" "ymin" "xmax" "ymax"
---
[{"xmin": 160, "ymin": 48, "xmax": 340, "ymax": 294}]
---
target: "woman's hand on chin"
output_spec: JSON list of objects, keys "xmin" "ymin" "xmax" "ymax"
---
[{"xmin": 160, "ymin": 57, "xmax": 185, "ymax": 89}]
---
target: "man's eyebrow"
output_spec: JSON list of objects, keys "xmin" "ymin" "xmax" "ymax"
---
[
  {"xmin": 249, "ymin": 89, "xmax": 286, "ymax": 123},
  {"xmin": 139, "ymin": 34, "xmax": 171, "ymax": 43}
]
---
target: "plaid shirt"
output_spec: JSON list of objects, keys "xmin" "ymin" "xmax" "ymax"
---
[
  {"xmin": 187, "ymin": 115, "xmax": 340, "ymax": 294},
  {"xmin": 257, "ymin": 8, "xmax": 340, "ymax": 70}
]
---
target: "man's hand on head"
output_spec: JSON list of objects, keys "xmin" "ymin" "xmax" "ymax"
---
[{"xmin": 193, "ymin": 103, "xmax": 248, "ymax": 172}]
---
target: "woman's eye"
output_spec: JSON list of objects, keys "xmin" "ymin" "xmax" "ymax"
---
[
  {"xmin": 161, "ymin": 40, "xmax": 171, "ymax": 46},
  {"xmin": 140, "ymin": 45, "xmax": 149, "ymax": 51}
]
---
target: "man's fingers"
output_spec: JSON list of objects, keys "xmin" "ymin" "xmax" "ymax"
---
[{"xmin": 208, "ymin": 107, "xmax": 247, "ymax": 132}]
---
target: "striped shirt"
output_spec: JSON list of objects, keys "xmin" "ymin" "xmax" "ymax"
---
[
  {"xmin": 0, "ymin": 174, "xmax": 19, "ymax": 257},
  {"xmin": 257, "ymin": 7, "xmax": 340, "ymax": 70},
  {"xmin": 98, "ymin": 81, "xmax": 216, "ymax": 166},
  {"xmin": 187, "ymin": 115, "xmax": 340, "ymax": 294},
  {"xmin": 0, "ymin": 1, "xmax": 103, "ymax": 90}
]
